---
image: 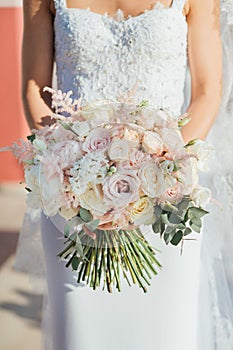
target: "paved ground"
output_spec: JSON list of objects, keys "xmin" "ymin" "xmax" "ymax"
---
[{"xmin": 0, "ymin": 183, "xmax": 43, "ymax": 350}]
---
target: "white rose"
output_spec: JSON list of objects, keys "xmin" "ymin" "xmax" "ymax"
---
[
  {"xmin": 138, "ymin": 162, "xmax": 165, "ymax": 198},
  {"xmin": 79, "ymin": 183, "xmax": 108, "ymax": 216},
  {"xmin": 142, "ymin": 131, "xmax": 164, "ymax": 154},
  {"xmin": 130, "ymin": 197, "xmax": 156, "ymax": 225},
  {"xmin": 187, "ymin": 140, "xmax": 214, "ymax": 172},
  {"xmin": 191, "ymin": 187, "xmax": 212, "ymax": 207},
  {"xmin": 107, "ymin": 139, "xmax": 130, "ymax": 161},
  {"xmin": 71, "ymin": 121, "xmax": 90, "ymax": 137}
]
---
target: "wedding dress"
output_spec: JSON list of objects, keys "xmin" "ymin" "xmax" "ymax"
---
[{"xmin": 14, "ymin": 0, "xmax": 233, "ymax": 349}]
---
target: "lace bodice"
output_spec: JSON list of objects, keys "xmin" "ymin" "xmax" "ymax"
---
[{"xmin": 53, "ymin": 0, "xmax": 188, "ymax": 116}]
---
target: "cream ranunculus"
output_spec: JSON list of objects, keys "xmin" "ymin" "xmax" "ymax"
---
[
  {"xmin": 130, "ymin": 197, "xmax": 156, "ymax": 225},
  {"xmin": 79, "ymin": 183, "xmax": 108, "ymax": 216},
  {"xmin": 107, "ymin": 139, "xmax": 130, "ymax": 161},
  {"xmin": 191, "ymin": 187, "xmax": 212, "ymax": 207},
  {"xmin": 138, "ymin": 161, "xmax": 165, "ymax": 198},
  {"xmin": 141, "ymin": 131, "xmax": 164, "ymax": 155}
]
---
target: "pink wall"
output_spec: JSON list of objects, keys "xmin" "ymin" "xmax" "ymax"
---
[{"xmin": 0, "ymin": 7, "xmax": 29, "ymax": 182}]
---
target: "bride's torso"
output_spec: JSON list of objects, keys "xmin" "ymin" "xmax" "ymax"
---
[{"xmin": 53, "ymin": 0, "xmax": 188, "ymax": 115}]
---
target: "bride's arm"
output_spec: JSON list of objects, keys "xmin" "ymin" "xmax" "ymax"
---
[
  {"xmin": 22, "ymin": 0, "xmax": 55, "ymax": 130},
  {"xmin": 181, "ymin": 0, "xmax": 222, "ymax": 143}
]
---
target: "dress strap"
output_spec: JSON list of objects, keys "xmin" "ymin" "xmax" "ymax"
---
[
  {"xmin": 171, "ymin": 0, "xmax": 186, "ymax": 11},
  {"xmin": 53, "ymin": 0, "xmax": 66, "ymax": 10}
]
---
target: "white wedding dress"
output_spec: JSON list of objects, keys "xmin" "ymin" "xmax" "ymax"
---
[{"xmin": 15, "ymin": 0, "xmax": 233, "ymax": 349}]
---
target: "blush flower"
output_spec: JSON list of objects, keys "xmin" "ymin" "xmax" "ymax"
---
[
  {"xmin": 82, "ymin": 127, "xmax": 111, "ymax": 152},
  {"xmin": 103, "ymin": 169, "xmax": 140, "ymax": 209}
]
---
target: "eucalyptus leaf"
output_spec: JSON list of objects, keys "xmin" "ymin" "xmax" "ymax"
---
[
  {"xmin": 75, "ymin": 234, "xmax": 85, "ymax": 257},
  {"xmin": 162, "ymin": 202, "xmax": 179, "ymax": 213},
  {"xmin": 170, "ymin": 231, "xmax": 183, "ymax": 246},
  {"xmin": 188, "ymin": 207, "xmax": 209, "ymax": 220},
  {"xmin": 154, "ymin": 205, "xmax": 163, "ymax": 217},
  {"xmin": 168, "ymin": 212, "xmax": 183, "ymax": 225},
  {"xmin": 190, "ymin": 222, "xmax": 201, "ymax": 233},
  {"xmin": 64, "ymin": 216, "xmax": 83, "ymax": 238},
  {"xmin": 79, "ymin": 208, "xmax": 93, "ymax": 222},
  {"xmin": 165, "ymin": 225, "xmax": 176, "ymax": 234},
  {"xmin": 152, "ymin": 221, "xmax": 161, "ymax": 234},
  {"xmin": 184, "ymin": 227, "xmax": 192, "ymax": 236},
  {"xmin": 178, "ymin": 198, "xmax": 191, "ymax": 212},
  {"xmin": 190, "ymin": 217, "xmax": 202, "ymax": 228},
  {"xmin": 71, "ymin": 256, "xmax": 80, "ymax": 270},
  {"xmin": 161, "ymin": 213, "xmax": 170, "ymax": 225},
  {"xmin": 86, "ymin": 219, "xmax": 100, "ymax": 231}
]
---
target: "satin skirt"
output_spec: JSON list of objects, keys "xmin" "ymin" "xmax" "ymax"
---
[{"xmin": 41, "ymin": 212, "xmax": 204, "ymax": 350}]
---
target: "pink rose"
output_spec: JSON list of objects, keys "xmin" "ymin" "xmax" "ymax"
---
[
  {"xmin": 119, "ymin": 149, "xmax": 150, "ymax": 170},
  {"xmin": 159, "ymin": 183, "xmax": 184, "ymax": 205},
  {"xmin": 103, "ymin": 169, "xmax": 140, "ymax": 209},
  {"xmin": 82, "ymin": 127, "xmax": 111, "ymax": 152}
]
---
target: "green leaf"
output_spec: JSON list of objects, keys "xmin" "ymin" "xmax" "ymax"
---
[
  {"xmin": 152, "ymin": 220, "xmax": 161, "ymax": 234},
  {"xmin": 168, "ymin": 212, "xmax": 183, "ymax": 225},
  {"xmin": 171, "ymin": 231, "xmax": 183, "ymax": 246},
  {"xmin": 75, "ymin": 233, "xmax": 85, "ymax": 257},
  {"xmin": 64, "ymin": 216, "xmax": 83, "ymax": 238},
  {"xmin": 190, "ymin": 217, "xmax": 202, "ymax": 228},
  {"xmin": 27, "ymin": 134, "xmax": 36, "ymax": 143},
  {"xmin": 162, "ymin": 202, "xmax": 179, "ymax": 213},
  {"xmin": 164, "ymin": 230, "xmax": 176, "ymax": 245},
  {"xmin": 184, "ymin": 138, "xmax": 199, "ymax": 148},
  {"xmin": 136, "ymin": 100, "xmax": 149, "ymax": 108},
  {"xmin": 184, "ymin": 227, "xmax": 192, "ymax": 236},
  {"xmin": 190, "ymin": 222, "xmax": 201, "ymax": 233},
  {"xmin": 165, "ymin": 225, "xmax": 176, "ymax": 234},
  {"xmin": 188, "ymin": 207, "xmax": 209, "ymax": 220},
  {"xmin": 161, "ymin": 213, "xmax": 170, "ymax": 225},
  {"xmin": 71, "ymin": 256, "xmax": 79, "ymax": 270},
  {"xmin": 79, "ymin": 208, "xmax": 93, "ymax": 222},
  {"xmin": 154, "ymin": 205, "xmax": 163, "ymax": 217},
  {"xmin": 59, "ymin": 121, "xmax": 72, "ymax": 130},
  {"xmin": 178, "ymin": 198, "xmax": 191, "ymax": 212},
  {"xmin": 86, "ymin": 219, "xmax": 100, "ymax": 232}
]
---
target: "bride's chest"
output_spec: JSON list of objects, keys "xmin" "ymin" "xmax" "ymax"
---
[{"xmin": 54, "ymin": 8, "xmax": 188, "ymax": 65}]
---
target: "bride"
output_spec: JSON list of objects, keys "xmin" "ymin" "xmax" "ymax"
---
[{"xmin": 19, "ymin": 0, "xmax": 233, "ymax": 349}]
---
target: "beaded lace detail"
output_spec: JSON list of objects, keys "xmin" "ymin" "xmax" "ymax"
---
[{"xmin": 53, "ymin": 0, "xmax": 188, "ymax": 116}]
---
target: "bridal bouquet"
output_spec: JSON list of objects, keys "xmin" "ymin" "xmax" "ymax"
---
[{"xmin": 4, "ymin": 87, "xmax": 212, "ymax": 292}]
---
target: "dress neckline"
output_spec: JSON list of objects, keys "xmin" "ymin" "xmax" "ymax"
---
[{"xmin": 62, "ymin": 1, "xmax": 186, "ymax": 23}]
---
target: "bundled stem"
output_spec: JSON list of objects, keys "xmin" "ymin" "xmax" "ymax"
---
[{"xmin": 58, "ymin": 228, "xmax": 161, "ymax": 293}]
